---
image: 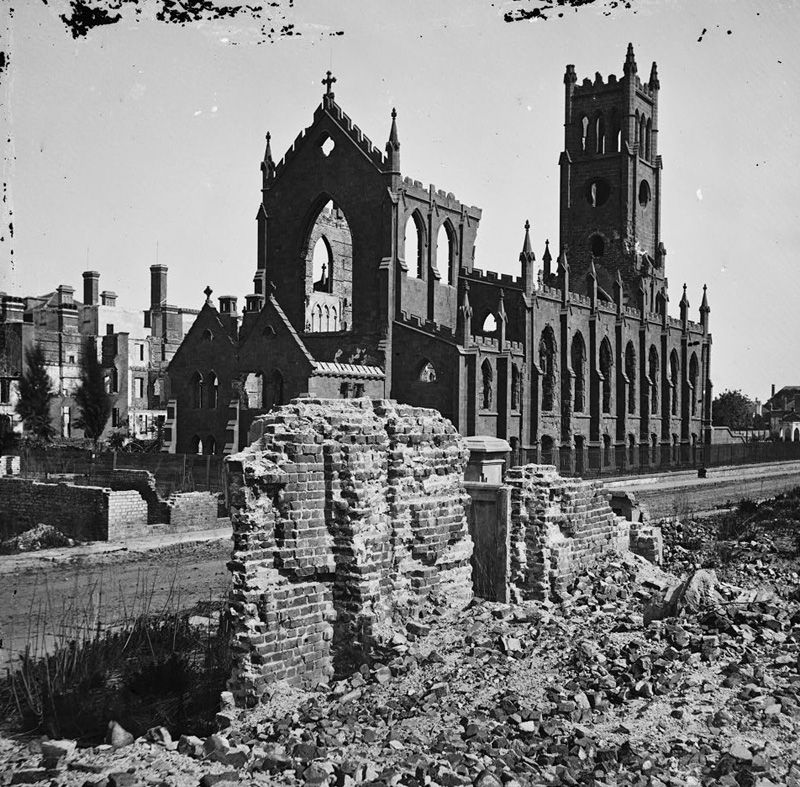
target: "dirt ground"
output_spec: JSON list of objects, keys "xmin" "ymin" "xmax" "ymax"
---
[{"xmin": 0, "ymin": 531, "xmax": 231, "ymax": 670}]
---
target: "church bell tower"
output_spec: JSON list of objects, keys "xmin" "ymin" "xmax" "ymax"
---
[{"xmin": 558, "ymin": 43, "xmax": 664, "ymax": 302}]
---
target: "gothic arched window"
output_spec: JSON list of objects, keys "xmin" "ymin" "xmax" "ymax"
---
[
  {"xmin": 625, "ymin": 342, "xmax": 636, "ymax": 415},
  {"xmin": 595, "ymin": 114, "xmax": 605, "ymax": 154},
  {"xmin": 511, "ymin": 363, "xmax": 521, "ymax": 411},
  {"xmin": 670, "ymin": 350, "xmax": 680, "ymax": 415},
  {"xmin": 600, "ymin": 338, "xmax": 613, "ymax": 414},
  {"xmin": 689, "ymin": 353, "xmax": 699, "ymax": 416},
  {"xmin": 649, "ymin": 346, "xmax": 659, "ymax": 414},
  {"xmin": 481, "ymin": 360, "xmax": 493, "ymax": 410},
  {"xmin": 539, "ymin": 326, "xmax": 557, "ymax": 412},
  {"xmin": 191, "ymin": 371, "xmax": 203, "ymax": 409},
  {"xmin": 418, "ymin": 360, "xmax": 437, "ymax": 383},
  {"xmin": 571, "ymin": 332, "xmax": 586, "ymax": 412},
  {"xmin": 437, "ymin": 222, "xmax": 457, "ymax": 286},
  {"xmin": 207, "ymin": 372, "xmax": 218, "ymax": 409},
  {"xmin": 580, "ymin": 116, "xmax": 589, "ymax": 152},
  {"xmin": 404, "ymin": 212, "xmax": 425, "ymax": 279}
]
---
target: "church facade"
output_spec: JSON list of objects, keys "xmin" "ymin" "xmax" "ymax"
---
[{"xmin": 165, "ymin": 46, "xmax": 713, "ymax": 472}]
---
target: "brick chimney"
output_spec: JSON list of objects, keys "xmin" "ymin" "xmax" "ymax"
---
[
  {"xmin": 82, "ymin": 271, "xmax": 100, "ymax": 306},
  {"xmin": 218, "ymin": 295, "xmax": 238, "ymax": 314},
  {"xmin": 56, "ymin": 286, "xmax": 78, "ymax": 332},
  {"xmin": 101, "ymin": 291, "xmax": 117, "ymax": 307},
  {"xmin": 150, "ymin": 265, "xmax": 168, "ymax": 308}
]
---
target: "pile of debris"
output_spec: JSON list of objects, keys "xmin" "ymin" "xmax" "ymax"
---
[
  {"xmin": 3, "ymin": 550, "xmax": 798, "ymax": 786},
  {"xmin": 0, "ymin": 523, "xmax": 78, "ymax": 554}
]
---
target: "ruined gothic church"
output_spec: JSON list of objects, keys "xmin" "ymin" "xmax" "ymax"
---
[{"xmin": 165, "ymin": 45, "xmax": 713, "ymax": 470}]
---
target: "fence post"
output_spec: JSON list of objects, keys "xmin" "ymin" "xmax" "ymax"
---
[
  {"xmin": 206, "ymin": 455, "xmax": 211, "ymax": 490},
  {"xmin": 112, "ymin": 450, "xmax": 117, "ymax": 471}
]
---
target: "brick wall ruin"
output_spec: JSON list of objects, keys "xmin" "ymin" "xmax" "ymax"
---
[
  {"xmin": 225, "ymin": 398, "xmax": 474, "ymax": 707},
  {"xmin": 505, "ymin": 464, "xmax": 630, "ymax": 601},
  {"xmin": 0, "ymin": 469, "xmax": 221, "ymax": 542},
  {"xmin": 0, "ymin": 477, "xmax": 148, "ymax": 541}
]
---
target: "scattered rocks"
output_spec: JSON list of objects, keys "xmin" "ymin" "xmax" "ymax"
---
[{"xmin": 105, "ymin": 721, "xmax": 134, "ymax": 749}]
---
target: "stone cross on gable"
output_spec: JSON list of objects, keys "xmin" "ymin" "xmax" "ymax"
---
[{"xmin": 322, "ymin": 70, "xmax": 336, "ymax": 96}]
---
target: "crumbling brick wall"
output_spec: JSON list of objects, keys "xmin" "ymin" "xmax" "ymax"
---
[
  {"xmin": 226, "ymin": 398, "xmax": 473, "ymax": 707},
  {"xmin": 0, "ymin": 477, "xmax": 147, "ymax": 541},
  {"xmin": 505, "ymin": 464, "xmax": 630, "ymax": 602}
]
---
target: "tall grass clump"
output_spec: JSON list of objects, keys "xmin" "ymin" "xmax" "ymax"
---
[{"xmin": 0, "ymin": 567, "xmax": 231, "ymax": 743}]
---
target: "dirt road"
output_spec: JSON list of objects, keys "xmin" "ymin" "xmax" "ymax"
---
[{"xmin": 0, "ymin": 531, "xmax": 231, "ymax": 669}]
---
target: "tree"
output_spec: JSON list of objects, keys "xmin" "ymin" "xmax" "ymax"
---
[
  {"xmin": 74, "ymin": 338, "xmax": 112, "ymax": 445},
  {"xmin": 16, "ymin": 343, "xmax": 56, "ymax": 441},
  {"xmin": 712, "ymin": 389, "xmax": 755, "ymax": 430}
]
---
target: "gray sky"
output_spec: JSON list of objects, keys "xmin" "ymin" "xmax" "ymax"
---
[{"xmin": 2, "ymin": 0, "xmax": 798, "ymax": 402}]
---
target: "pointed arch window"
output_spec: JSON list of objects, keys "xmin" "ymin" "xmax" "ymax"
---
[
  {"xmin": 312, "ymin": 235, "xmax": 333, "ymax": 293},
  {"xmin": 191, "ymin": 434, "xmax": 203, "ymax": 455},
  {"xmin": 481, "ymin": 360, "xmax": 494, "ymax": 411},
  {"xmin": 649, "ymin": 346, "xmax": 659, "ymax": 414},
  {"xmin": 404, "ymin": 212, "xmax": 425, "ymax": 279},
  {"xmin": 600, "ymin": 338, "xmax": 613, "ymax": 414},
  {"xmin": 481, "ymin": 312, "xmax": 498, "ymax": 334},
  {"xmin": 595, "ymin": 115, "xmax": 605, "ymax": 154},
  {"xmin": 205, "ymin": 435, "xmax": 217, "ymax": 455},
  {"xmin": 571, "ymin": 332, "xmax": 586, "ymax": 412},
  {"xmin": 418, "ymin": 360, "xmax": 437, "ymax": 383},
  {"xmin": 580, "ymin": 116, "xmax": 589, "ymax": 152},
  {"xmin": 639, "ymin": 114, "xmax": 647, "ymax": 155},
  {"xmin": 645, "ymin": 117, "xmax": 652, "ymax": 160},
  {"xmin": 539, "ymin": 326, "xmax": 557, "ymax": 412},
  {"xmin": 191, "ymin": 371, "xmax": 204, "ymax": 409},
  {"xmin": 670, "ymin": 351, "xmax": 680, "ymax": 416},
  {"xmin": 207, "ymin": 372, "xmax": 219, "ymax": 409},
  {"xmin": 437, "ymin": 222, "xmax": 457, "ymax": 286},
  {"xmin": 511, "ymin": 363, "xmax": 521, "ymax": 411},
  {"xmin": 625, "ymin": 342, "xmax": 636, "ymax": 414},
  {"xmin": 689, "ymin": 353, "xmax": 699, "ymax": 416}
]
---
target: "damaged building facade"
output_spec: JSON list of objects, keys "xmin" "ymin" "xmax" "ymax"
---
[
  {"xmin": 166, "ymin": 46, "xmax": 713, "ymax": 471},
  {"xmin": 0, "ymin": 266, "xmax": 195, "ymax": 442}
]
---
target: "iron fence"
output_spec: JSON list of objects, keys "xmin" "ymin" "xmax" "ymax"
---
[
  {"xmin": 512, "ymin": 439, "xmax": 800, "ymax": 479},
  {"xmin": 14, "ymin": 448, "xmax": 227, "ymax": 496}
]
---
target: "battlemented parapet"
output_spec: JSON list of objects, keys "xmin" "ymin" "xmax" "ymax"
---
[
  {"xmin": 505, "ymin": 464, "xmax": 630, "ymax": 601},
  {"xmin": 225, "ymin": 398, "xmax": 474, "ymax": 707}
]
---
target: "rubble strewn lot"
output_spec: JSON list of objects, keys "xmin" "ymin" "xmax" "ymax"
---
[{"xmin": 2, "ymin": 491, "xmax": 800, "ymax": 786}]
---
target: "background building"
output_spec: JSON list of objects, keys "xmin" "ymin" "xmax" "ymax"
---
[{"xmin": 0, "ymin": 267, "xmax": 196, "ymax": 443}]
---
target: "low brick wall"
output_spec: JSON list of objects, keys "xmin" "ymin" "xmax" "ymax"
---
[
  {"xmin": 505, "ymin": 464, "xmax": 629, "ymax": 602},
  {"xmin": 165, "ymin": 491, "xmax": 219, "ymax": 532},
  {"xmin": 226, "ymin": 398, "xmax": 474, "ymax": 707},
  {"xmin": 0, "ymin": 477, "xmax": 147, "ymax": 541}
]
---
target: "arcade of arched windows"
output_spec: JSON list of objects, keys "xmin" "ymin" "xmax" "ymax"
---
[
  {"xmin": 402, "ymin": 209, "xmax": 460, "ymax": 287},
  {"xmin": 581, "ymin": 109, "xmax": 654, "ymax": 161}
]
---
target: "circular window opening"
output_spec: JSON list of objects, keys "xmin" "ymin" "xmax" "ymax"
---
[
  {"xmin": 590, "ymin": 234, "xmax": 605, "ymax": 257},
  {"xmin": 638, "ymin": 179, "xmax": 651, "ymax": 207},
  {"xmin": 319, "ymin": 134, "xmax": 335, "ymax": 157},
  {"xmin": 585, "ymin": 178, "xmax": 610, "ymax": 208}
]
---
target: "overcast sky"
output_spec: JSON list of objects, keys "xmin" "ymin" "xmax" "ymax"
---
[{"xmin": 2, "ymin": 0, "xmax": 798, "ymax": 402}]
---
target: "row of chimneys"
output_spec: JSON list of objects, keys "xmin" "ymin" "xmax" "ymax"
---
[
  {"xmin": 82, "ymin": 265, "xmax": 171, "ymax": 310},
  {"xmin": 1, "ymin": 265, "xmax": 172, "ymax": 323}
]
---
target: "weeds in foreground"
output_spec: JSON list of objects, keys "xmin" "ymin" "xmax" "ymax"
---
[{"xmin": 0, "ymin": 567, "xmax": 231, "ymax": 743}]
